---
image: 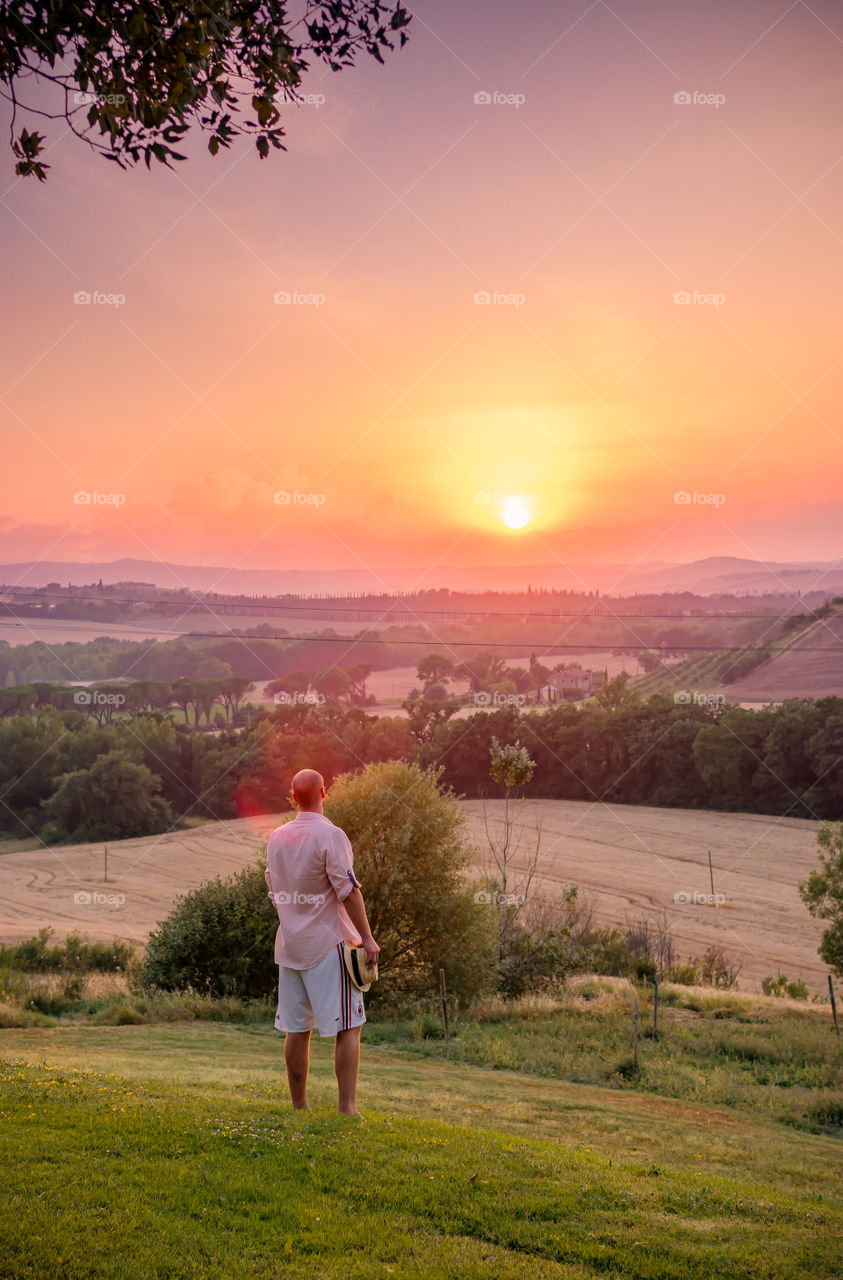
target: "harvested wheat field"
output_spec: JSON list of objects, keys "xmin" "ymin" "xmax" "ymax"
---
[
  {"xmin": 0, "ymin": 816, "xmax": 283, "ymax": 950},
  {"xmin": 462, "ymin": 800, "xmax": 827, "ymax": 994},
  {"xmin": 718, "ymin": 607, "xmax": 843, "ymax": 702},
  {"xmin": 0, "ymin": 801, "xmax": 829, "ymax": 993}
]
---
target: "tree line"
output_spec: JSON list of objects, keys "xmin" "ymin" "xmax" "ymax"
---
[
  {"xmin": 0, "ymin": 675, "xmax": 255, "ymax": 726},
  {"xmin": 1, "ymin": 685, "xmax": 841, "ymax": 846},
  {"xmin": 0, "ymin": 631, "xmax": 411, "ymax": 686}
]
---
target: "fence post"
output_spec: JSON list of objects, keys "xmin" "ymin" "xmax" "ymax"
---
[
  {"xmin": 104, "ymin": 844, "xmax": 108, "ymax": 884},
  {"xmin": 632, "ymin": 1001, "xmax": 639, "ymax": 1072},
  {"xmin": 439, "ymin": 968, "xmax": 449, "ymax": 1039},
  {"xmin": 708, "ymin": 849, "xmax": 716, "ymax": 907},
  {"xmin": 653, "ymin": 977, "xmax": 659, "ymax": 1044},
  {"xmin": 829, "ymin": 974, "xmax": 840, "ymax": 1038}
]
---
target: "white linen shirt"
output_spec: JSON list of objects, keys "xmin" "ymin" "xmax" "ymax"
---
[{"xmin": 264, "ymin": 810, "xmax": 362, "ymax": 970}]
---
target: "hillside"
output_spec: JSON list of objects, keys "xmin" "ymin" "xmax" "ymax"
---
[
  {"xmin": 717, "ymin": 607, "xmax": 843, "ymax": 701},
  {"xmin": 3, "ymin": 1014, "xmax": 841, "ymax": 1279},
  {"xmin": 5, "ymin": 554, "xmax": 843, "ymax": 596},
  {"xmin": 0, "ymin": 801, "xmax": 827, "ymax": 992},
  {"xmin": 630, "ymin": 605, "xmax": 843, "ymax": 703}
]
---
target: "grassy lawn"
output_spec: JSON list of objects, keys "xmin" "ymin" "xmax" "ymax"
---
[
  {"xmin": 364, "ymin": 986, "xmax": 843, "ymax": 1134},
  {"xmin": 2, "ymin": 1020, "xmax": 841, "ymax": 1279}
]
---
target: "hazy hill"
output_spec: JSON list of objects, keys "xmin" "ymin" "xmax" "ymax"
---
[{"xmin": 2, "ymin": 555, "xmax": 842, "ymax": 597}]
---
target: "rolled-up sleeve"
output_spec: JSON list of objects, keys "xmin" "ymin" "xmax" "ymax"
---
[{"xmin": 325, "ymin": 830, "xmax": 360, "ymax": 901}]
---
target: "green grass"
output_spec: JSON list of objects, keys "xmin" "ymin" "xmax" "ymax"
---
[
  {"xmin": 1, "ymin": 1020, "xmax": 842, "ymax": 1278},
  {"xmin": 366, "ymin": 989, "xmax": 843, "ymax": 1134},
  {"xmin": 4, "ymin": 976, "xmax": 841, "ymax": 1132}
]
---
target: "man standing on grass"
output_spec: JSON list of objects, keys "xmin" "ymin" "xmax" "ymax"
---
[{"xmin": 265, "ymin": 768, "xmax": 380, "ymax": 1116}]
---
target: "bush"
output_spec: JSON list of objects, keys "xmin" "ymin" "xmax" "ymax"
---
[
  {"xmin": 324, "ymin": 760, "xmax": 495, "ymax": 1004},
  {"xmin": 0, "ymin": 928, "xmax": 133, "ymax": 973},
  {"xmin": 40, "ymin": 753, "xmax": 174, "ymax": 843},
  {"xmin": 665, "ymin": 961, "xmax": 699, "ymax": 985},
  {"xmin": 496, "ymin": 895, "xmax": 580, "ymax": 998},
  {"xmin": 139, "ymin": 861, "xmax": 277, "ymax": 999},
  {"xmin": 582, "ymin": 927, "xmax": 631, "ymax": 977},
  {"xmin": 762, "ymin": 973, "xmax": 809, "ymax": 1000},
  {"xmin": 698, "ymin": 945, "xmax": 741, "ymax": 989},
  {"xmin": 807, "ymin": 1094, "xmax": 843, "ymax": 1131}
]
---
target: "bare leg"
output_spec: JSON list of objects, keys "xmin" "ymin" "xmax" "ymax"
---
[
  {"xmin": 285, "ymin": 1030, "xmax": 311, "ymax": 1109},
  {"xmin": 334, "ymin": 1026, "xmax": 361, "ymax": 1115}
]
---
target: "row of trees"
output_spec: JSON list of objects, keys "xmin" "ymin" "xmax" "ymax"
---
[
  {"xmin": 415, "ymin": 692, "xmax": 843, "ymax": 818},
  {"xmin": 0, "ymin": 676, "xmax": 255, "ymax": 726},
  {"xmin": 266, "ymin": 664, "xmax": 375, "ymax": 706},
  {"xmin": 414, "ymin": 650, "xmax": 596, "ymax": 702},
  {"xmin": 0, "ymin": 631, "xmax": 410, "ymax": 686},
  {"xmin": 2, "ymin": 688, "xmax": 841, "ymax": 846},
  {"xmin": 0, "ymin": 703, "xmax": 414, "ymax": 843}
]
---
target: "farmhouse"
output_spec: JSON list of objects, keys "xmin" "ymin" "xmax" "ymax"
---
[{"xmin": 546, "ymin": 665, "xmax": 594, "ymax": 700}]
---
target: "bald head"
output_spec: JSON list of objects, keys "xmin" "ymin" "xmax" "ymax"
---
[{"xmin": 292, "ymin": 769, "xmax": 325, "ymax": 812}]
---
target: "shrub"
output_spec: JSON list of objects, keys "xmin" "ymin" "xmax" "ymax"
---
[
  {"xmin": 0, "ymin": 928, "xmax": 133, "ymax": 973},
  {"xmin": 139, "ymin": 861, "xmax": 277, "ymax": 999},
  {"xmin": 665, "ymin": 961, "xmax": 700, "ymax": 986},
  {"xmin": 762, "ymin": 973, "xmax": 809, "ymax": 1000},
  {"xmin": 496, "ymin": 896, "xmax": 580, "ymax": 998},
  {"xmin": 807, "ymin": 1094, "xmax": 843, "ymax": 1131},
  {"xmin": 324, "ymin": 760, "xmax": 495, "ymax": 1004},
  {"xmin": 582, "ymin": 927, "xmax": 631, "ymax": 977},
  {"xmin": 698, "ymin": 945, "xmax": 741, "ymax": 988}
]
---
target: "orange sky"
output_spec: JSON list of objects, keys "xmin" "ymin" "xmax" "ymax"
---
[{"xmin": 2, "ymin": 0, "xmax": 842, "ymax": 583}]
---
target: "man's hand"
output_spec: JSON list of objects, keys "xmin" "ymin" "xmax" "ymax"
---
[{"xmin": 342, "ymin": 886, "xmax": 380, "ymax": 967}]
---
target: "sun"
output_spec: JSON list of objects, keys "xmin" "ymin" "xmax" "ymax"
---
[{"xmin": 501, "ymin": 494, "xmax": 530, "ymax": 529}]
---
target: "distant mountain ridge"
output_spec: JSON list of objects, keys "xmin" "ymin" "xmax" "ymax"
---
[{"xmin": 1, "ymin": 555, "xmax": 841, "ymax": 597}]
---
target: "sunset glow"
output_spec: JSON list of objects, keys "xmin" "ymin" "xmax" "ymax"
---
[
  {"xmin": 1, "ymin": 0, "xmax": 841, "ymax": 577},
  {"xmin": 502, "ymin": 496, "xmax": 530, "ymax": 530}
]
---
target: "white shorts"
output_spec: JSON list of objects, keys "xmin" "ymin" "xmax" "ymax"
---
[{"xmin": 275, "ymin": 942, "xmax": 366, "ymax": 1038}]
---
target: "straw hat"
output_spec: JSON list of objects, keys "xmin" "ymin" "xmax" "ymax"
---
[{"xmin": 342, "ymin": 942, "xmax": 379, "ymax": 992}]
